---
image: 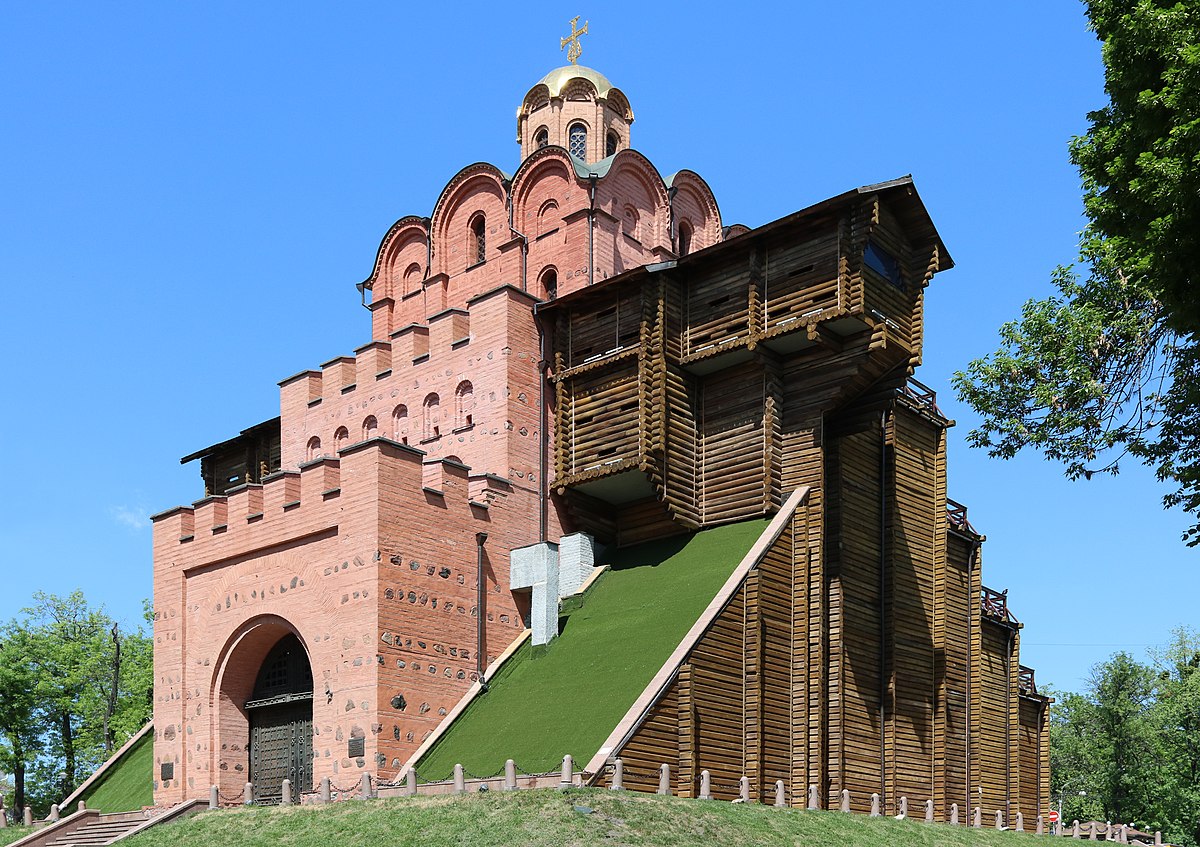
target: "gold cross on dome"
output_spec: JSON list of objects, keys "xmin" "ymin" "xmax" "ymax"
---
[{"xmin": 560, "ymin": 16, "xmax": 588, "ymax": 65}]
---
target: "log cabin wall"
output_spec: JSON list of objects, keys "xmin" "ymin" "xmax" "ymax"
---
[
  {"xmin": 542, "ymin": 180, "xmax": 1044, "ymax": 812},
  {"xmin": 942, "ymin": 529, "xmax": 979, "ymax": 816},
  {"xmin": 1018, "ymin": 693, "xmax": 1048, "ymax": 824},
  {"xmin": 615, "ymin": 513, "xmax": 803, "ymax": 802},
  {"xmin": 976, "ymin": 616, "xmax": 1018, "ymax": 817},
  {"xmin": 885, "ymin": 403, "xmax": 946, "ymax": 813},
  {"xmin": 823, "ymin": 417, "xmax": 886, "ymax": 813}
]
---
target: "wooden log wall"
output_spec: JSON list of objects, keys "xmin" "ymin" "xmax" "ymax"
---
[
  {"xmin": 699, "ymin": 362, "xmax": 767, "ymax": 525},
  {"xmin": 1018, "ymin": 695, "xmax": 1048, "ymax": 823},
  {"xmin": 616, "ymin": 513, "xmax": 803, "ymax": 803},
  {"xmin": 824, "ymin": 420, "xmax": 885, "ymax": 813},
  {"xmin": 941, "ymin": 530, "xmax": 978, "ymax": 816},
  {"xmin": 976, "ymin": 617, "xmax": 1017, "ymax": 816},
  {"xmin": 885, "ymin": 405, "xmax": 946, "ymax": 812},
  {"xmin": 562, "ymin": 365, "xmax": 640, "ymax": 476}
]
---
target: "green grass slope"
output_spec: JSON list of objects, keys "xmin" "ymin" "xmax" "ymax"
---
[
  {"xmin": 117, "ymin": 788, "xmax": 1048, "ymax": 847},
  {"xmin": 79, "ymin": 728, "xmax": 153, "ymax": 813},
  {"xmin": 0, "ymin": 827, "xmax": 32, "ymax": 847},
  {"xmin": 418, "ymin": 519, "xmax": 770, "ymax": 778}
]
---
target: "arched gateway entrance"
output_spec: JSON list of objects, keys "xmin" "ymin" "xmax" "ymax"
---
[
  {"xmin": 246, "ymin": 634, "xmax": 313, "ymax": 801},
  {"xmin": 213, "ymin": 618, "xmax": 315, "ymax": 804}
]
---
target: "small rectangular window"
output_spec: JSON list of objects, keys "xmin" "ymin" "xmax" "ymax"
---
[{"xmin": 864, "ymin": 240, "xmax": 904, "ymax": 289}]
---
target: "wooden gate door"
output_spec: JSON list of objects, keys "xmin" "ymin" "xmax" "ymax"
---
[
  {"xmin": 249, "ymin": 700, "xmax": 313, "ymax": 802},
  {"xmin": 245, "ymin": 633, "xmax": 314, "ymax": 802}
]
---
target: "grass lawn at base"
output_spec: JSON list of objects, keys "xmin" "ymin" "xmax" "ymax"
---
[
  {"xmin": 80, "ymin": 729, "xmax": 153, "ymax": 813},
  {"xmin": 0, "ymin": 828, "xmax": 33, "ymax": 847},
  {"xmin": 118, "ymin": 788, "xmax": 1050, "ymax": 847},
  {"xmin": 418, "ymin": 519, "xmax": 770, "ymax": 778}
]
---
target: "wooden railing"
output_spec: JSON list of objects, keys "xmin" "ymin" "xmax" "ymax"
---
[
  {"xmin": 980, "ymin": 586, "xmax": 1018, "ymax": 624},
  {"xmin": 1018, "ymin": 666, "xmax": 1037, "ymax": 696},
  {"xmin": 901, "ymin": 377, "xmax": 943, "ymax": 418},
  {"xmin": 945, "ymin": 499, "xmax": 977, "ymax": 535}
]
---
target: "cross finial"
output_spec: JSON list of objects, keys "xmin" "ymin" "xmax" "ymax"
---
[{"xmin": 560, "ymin": 16, "xmax": 588, "ymax": 65}]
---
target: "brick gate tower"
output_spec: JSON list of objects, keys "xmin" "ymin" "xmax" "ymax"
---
[{"xmin": 152, "ymin": 26, "xmax": 1050, "ymax": 820}]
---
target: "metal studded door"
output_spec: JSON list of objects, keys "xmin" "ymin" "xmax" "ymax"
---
[
  {"xmin": 249, "ymin": 700, "xmax": 313, "ymax": 802},
  {"xmin": 246, "ymin": 634, "xmax": 314, "ymax": 802}
]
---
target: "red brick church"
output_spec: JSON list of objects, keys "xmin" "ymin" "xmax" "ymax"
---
[{"xmin": 152, "ymin": 24, "xmax": 1050, "ymax": 821}]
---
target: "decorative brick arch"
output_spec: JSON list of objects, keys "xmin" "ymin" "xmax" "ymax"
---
[
  {"xmin": 358, "ymin": 216, "xmax": 429, "ymax": 302},
  {"xmin": 429, "ymin": 164, "xmax": 509, "ymax": 279},
  {"xmin": 667, "ymin": 170, "xmax": 723, "ymax": 251},
  {"xmin": 209, "ymin": 615, "xmax": 313, "ymax": 801}
]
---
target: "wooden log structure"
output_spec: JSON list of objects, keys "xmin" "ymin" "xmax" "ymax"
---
[{"xmin": 539, "ymin": 178, "xmax": 1050, "ymax": 819}]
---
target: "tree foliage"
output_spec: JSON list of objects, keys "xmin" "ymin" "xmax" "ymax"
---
[
  {"xmin": 0, "ymin": 592, "xmax": 152, "ymax": 821},
  {"xmin": 953, "ymin": 0, "xmax": 1200, "ymax": 543},
  {"xmin": 1051, "ymin": 629, "xmax": 1200, "ymax": 846}
]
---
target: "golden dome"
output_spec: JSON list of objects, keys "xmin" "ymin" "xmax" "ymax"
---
[{"xmin": 534, "ymin": 64, "xmax": 616, "ymax": 99}]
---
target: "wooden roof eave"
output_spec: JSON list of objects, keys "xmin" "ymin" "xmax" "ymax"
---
[{"xmin": 537, "ymin": 176, "xmax": 952, "ymax": 319}]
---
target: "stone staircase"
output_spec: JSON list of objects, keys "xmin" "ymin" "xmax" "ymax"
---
[
  {"xmin": 9, "ymin": 800, "xmax": 207, "ymax": 847},
  {"xmin": 41, "ymin": 812, "xmax": 146, "ymax": 847}
]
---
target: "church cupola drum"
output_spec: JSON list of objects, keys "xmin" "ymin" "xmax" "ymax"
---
[{"xmin": 150, "ymin": 22, "xmax": 1049, "ymax": 822}]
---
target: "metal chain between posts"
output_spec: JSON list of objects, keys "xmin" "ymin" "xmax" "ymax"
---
[
  {"xmin": 414, "ymin": 771, "xmax": 455, "ymax": 785},
  {"xmin": 460, "ymin": 765, "xmax": 507, "ymax": 781},
  {"xmin": 330, "ymin": 781, "xmax": 361, "ymax": 794},
  {"xmin": 510, "ymin": 761, "xmax": 565, "ymax": 779},
  {"xmin": 216, "ymin": 789, "xmax": 245, "ymax": 803}
]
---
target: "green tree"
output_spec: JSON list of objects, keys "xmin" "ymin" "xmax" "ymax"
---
[
  {"xmin": 0, "ymin": 592, "xmax": 152, "ymax": 818},
  {"xmin": 953, "ymin": 0, "xmax": 1200, "ymax": 543},
  {"xmin": 0, "ymin": 625, "xmax": 41, "ymax": 819}
]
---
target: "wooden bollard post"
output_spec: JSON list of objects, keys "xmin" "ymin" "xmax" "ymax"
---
[
  {"xmin": 1155, "ymin": 831, "xmax": 1163, "ymax": 846},
  {"xmin": 244, "ymin": 782, "xmax": 254, "ymax": 805},
  {"xmin": 453, "ymin": 764, "xmax": 465, "ymax": 794},
  {"xmin": 699, "ymin": 770, "xmax": 712, "ymax": 801},
  {"xmin": 1120, "ymin": 824, "xmax": 1129, "ymax": 844},
  {"xmin": 320, "ymin": 777, "xmax": 331, "ymax": 804},
  {"xmin": 504, "ymin": 760, "xmax": 516, "ymax": 792},
  {"xmin": 49, "ymin": 804, "xmax": 60, "ymax": 822},
  {"xmin": 896, "ymin": 796, "xmax": 906, "ymax": 819},
  {"xmin": 559, "ymin": 754, "xmax": 573, "ymax": 788},
  {"xmin": 739, "ymin": 776, "xmax": 750, "ymax": 803},
  {"xmin": 973, "ymin": 807, "xmax": 982, "ymax": 828},
  {"xmin": 77, "ymin": 801, "xmax": 86, "ymax": 813},
  {"xmin": 1073, "ymin": 820, "xmax": 1081, "ymax": 838},
  {"xmin": 807, "ymin": 784, "xmax": 818, "ymax": 810},
  {"xmin": 1089, "ymin": 821, "xmax": 1098, "ymax": 840},
  {"xmin": 406, "ymin": 768, "xmax": 417, "ymax": 796},
  {"xmin": 774, "ymin": 780, "xmax": 786, "ymax": 808},
  {"xmin": 1016, "ymin": 811, "xmax": 1024, "ymax": 832},
  {"xmin": 23, "ymin": 808, "xmax": 33, "ymax": 827},
  {"xmin": 657, "ymin": 764, "xmax": 670, "ymax": 796},
  {"xmin": 840, "ymin": 789, "xmax": 850, "ymax": 813},
  {"xmin": 925, "ymin": 799, "xmax": 934, "ymax": 823},
  {"xmin": 361, "ymin": 773, "xmax": 372, "ymax": 800},
  {"xmin": 870, "ymin": 793, "xmax": 880, "ymax": 817},
  {"xmin": 610, "ymin": 759, "xmax": 624, "ymax": 791},
  {"xmin": 1037, "ymin": 815, "xmax": 1045, "ymax": 835},
  {"xmin": 281, "ymin": 779, "xmax": 292, "ymax": 806},
  {"xmin": 950, "ymin": 803, "xmax": 959, "ymax": 825},
  {"xmin": 995, "ymin": 810, "xmax": 1004, "ymax": 830},
  {"xmin": 209, "ymin": 785, "xmax": 219, "ymax": 809}
]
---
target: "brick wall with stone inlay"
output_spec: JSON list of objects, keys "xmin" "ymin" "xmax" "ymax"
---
[{"xmin": 151, "ymin": 437, "xmax": 530, "ymax": 806}]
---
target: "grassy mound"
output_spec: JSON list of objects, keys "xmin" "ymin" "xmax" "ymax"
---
[
  {"xmin": 418, "ymin": 519, "xmax": 770, "ymax": 778},
  {"xmin": 118, "ymin": 788, "xmax": 1046, "ymax": 847},
  {"xmin": 79, "ymin": 729, "xmax": 153, "ymax": 813}
]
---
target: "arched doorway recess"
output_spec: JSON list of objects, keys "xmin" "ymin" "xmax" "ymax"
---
[{"xmin": 245, "ymin": 633, "xmax": 313, "ymax": 801}]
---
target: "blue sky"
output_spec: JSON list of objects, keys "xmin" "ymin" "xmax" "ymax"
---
[{"xmin": 1, "ymin": 2, "xmax": 1194, "ymax": 693}]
